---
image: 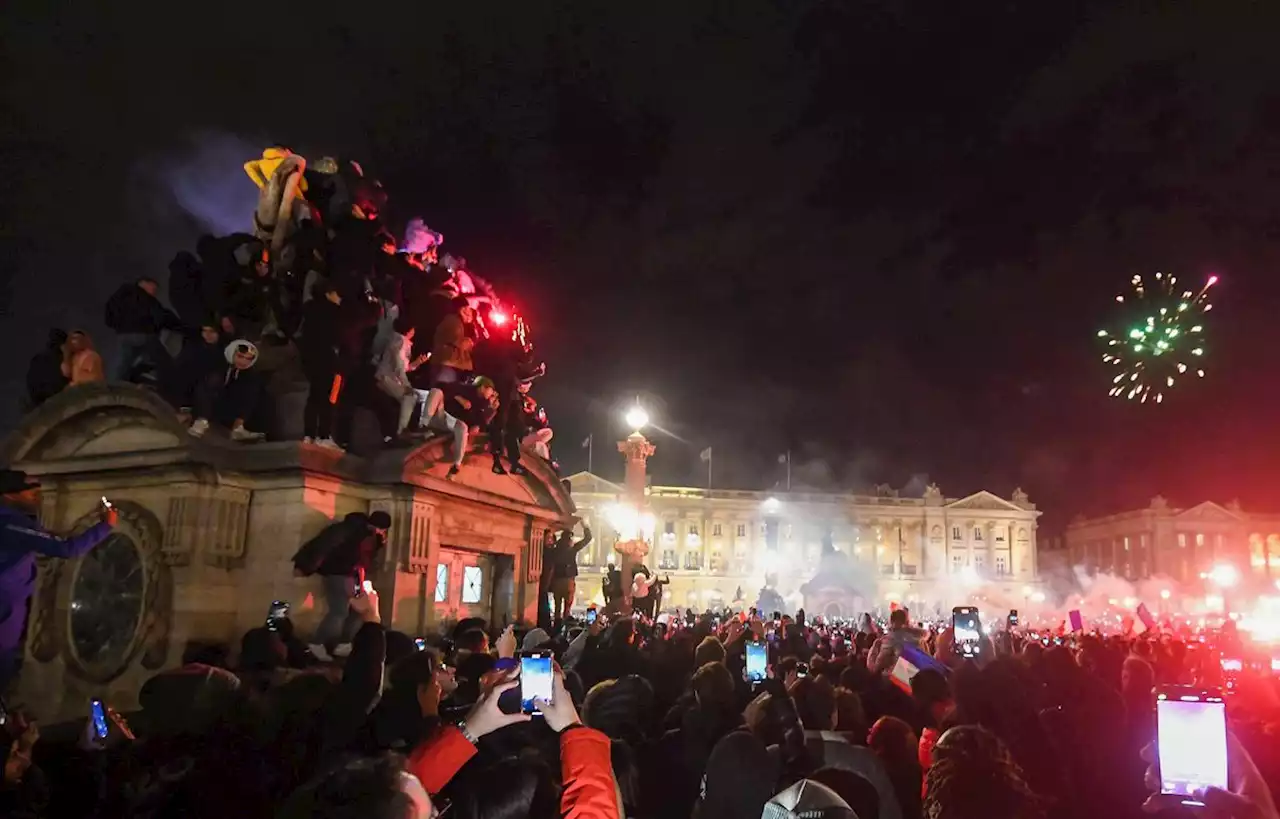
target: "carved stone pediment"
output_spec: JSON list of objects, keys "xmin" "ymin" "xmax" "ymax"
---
[
  {"xmin": 945, "ymin": 491, "xmax": 1024, "ymax": 513},
  {"xmin": 1175, "ymin": 501, "xmax": 1241, "ymax": 522}
]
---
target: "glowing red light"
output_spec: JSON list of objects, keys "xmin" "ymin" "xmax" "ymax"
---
[
  {"xmin": 489, "ymin": 310, "xmax": 508, "ymax": 327},
  {"xmin": 1207, "ymin": 275, "xmax": 1219, "ymax": 286}
]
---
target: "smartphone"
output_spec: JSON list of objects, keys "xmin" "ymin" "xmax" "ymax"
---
[
  {"xmin": 353, "ymin": 579, "xmax": 374, "ymax": 598},
  {"xmin": 585, "ymin": 609, "xmax": 597, "ymax": 625},
  {"xmin": 414, "ymin": 637, "xmax": 426, "ymax": 652},
  {"xmin": 90, "ymin": 697, "xmax": 109, "ymax": 740},
  {"xmin": 520, "ymin": 652, "xmax": 554, "ymax": 715},
  {"xmin": 1220, "ymin": 658, "xmax": 1243, "ymax": 673},
  {"xmin": 266, "ymin": 600, "xmax": 289, "ymax": 631},
  {"xmin": 746, "ymin": 641, "xmax": 768, "ymax": 683},
  {"xmin": 1007, "ymin": 609, "xmax": 1019, "ymax": 629},
  {"xmin": 952, "ymin": 606, "xmax": 982, "ymax": 658},
  {"xmin": 795, "ymin": 662, "xmax": 809, "ymax": 678},
  {"xmin": 1156, "ymin": 686, "xmax": 1228, "ymax": 805}
]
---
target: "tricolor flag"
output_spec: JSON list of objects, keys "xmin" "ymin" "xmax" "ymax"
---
[{"xmin": 890, "ymin": 643, "xmax": 949, "ymax": 693}]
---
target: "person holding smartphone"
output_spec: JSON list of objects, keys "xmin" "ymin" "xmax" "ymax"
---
[
  {"xmin": 291, "ymin": 509, "xmax": 392, "ymax": 661},
  {"xmin": 0, "ymin": 470, "xmax": 116, "ymax": 693}
]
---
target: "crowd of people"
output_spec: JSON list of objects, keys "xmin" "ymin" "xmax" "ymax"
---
[
  {"xmin": 4, "ymin": 503, "xmax": 1279, "ymax": 819},
  {"xmin": 23, "ymin": 147, "xmax": 555, "ymax": 473}
]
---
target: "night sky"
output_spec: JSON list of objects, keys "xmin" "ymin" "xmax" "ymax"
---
[{"xmin": 6, "ymin": 3, "xmax": 1280, "ymax": 530}]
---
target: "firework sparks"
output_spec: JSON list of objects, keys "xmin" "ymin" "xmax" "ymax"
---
[{"xmin": 1097, "ymin": 272, "xmax": 1216, "ymax": 403}]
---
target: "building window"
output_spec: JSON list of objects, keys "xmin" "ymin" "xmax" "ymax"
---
[
  {"xmin": 434, "ymin": 564, "xmax": 449, "ymax": 603},
  {"xmin": 709, "ymin": 551, "xmax": 724, "ymax": 572},
  {"xmin": 974, "ymin": 528, "xmax": 983, "ymax": 541},
  {"xmin": 784, "ymin": 525, "xmax": 793, "ymax": 540},
  {"xmin": 664, "ymin": 521, "xmax": 675, "ymax": 536},
  {"xmin": 995, "ymin": 556, "xmax": 1008, "ymax": 576},
  {"xmin": 689, "ymin": 525, "xmax": 699, "ymax": 537},
  {"xmin": 995, "ymin": 528, "xmax": 1006, "ymax": 542},
  {"xmin": 1123, "ymin": 536, "xmax": 1130, "ymax": 551},
  {"xmin": 1178, "ymin": 533, "xmax": 1187, "ymax": 548},
  {"xmin": 1195, "ymin": 533, "xmax": 1205, "ymax": 547},
  {"xmin": 684, "ymin": 551, "xmax": 702, "ymax": 570},
  {"xmin": 736, "ymin": 524, "xmax": 746, "ymax": 538},
  {"xmin": 462, "ymin": 566, "xmax": 483, "ymax": 604},
  {"xmin": 952, "ymin": 527, "xmax": 961, "ymax": 540},
  {"xmin": 952, "ymin": 554, "xmax": 964, "ymax": 572},
  {"xmin": 974, "ymin": 554, "xmax": 985, "ymax": 572},
  {"xmin": 660, "ymin": 550, "xmax": 678, "ymax": 570},
  {"xmin": 713, "ymin": 523, "xmax": 722, "ymax": 537}
]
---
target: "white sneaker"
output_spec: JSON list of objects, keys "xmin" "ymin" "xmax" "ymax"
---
[
  {"xmin": 331, "ymin": 643, "xmax": 353, "ymax": 658},
  {"xmin": 308, "ymin": 643, "xmax": 333, "ymax": 662},
  {"xmin": 230, "ymin": 426, "xmax": 265, "ymax": 442},
  {"xmin": 188, "ymin": 418, "xmax": 210, "ymax": 438},
  {"xmin": 316, "ymin": 437, "xmax": 344, "ymax": 451}
]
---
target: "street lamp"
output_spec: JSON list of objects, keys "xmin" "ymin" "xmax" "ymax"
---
[
  {"xmin": 625, "ymin": 404, "xmax": 650, "ymax": 432},
  {"xmin": 762, "ymin": 497, "xmax": 781, "ymax": 514},
  {"xmin": 1206, "ymin": 564, "xmax": 1239, "ymax": 588}
]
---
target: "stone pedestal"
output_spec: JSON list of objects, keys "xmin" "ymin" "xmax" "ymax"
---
[
  {"xmin": 615, "ymin": 433, "xmax": 656, "ymax": 610},
  {"xmin": 1, "ymin": 384, "xmax": 575, "ymax": 722}
]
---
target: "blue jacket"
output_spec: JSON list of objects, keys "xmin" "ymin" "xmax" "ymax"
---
[{"xmin": 0, "ymin": 505, "xmax": 112, "ymax": 655}]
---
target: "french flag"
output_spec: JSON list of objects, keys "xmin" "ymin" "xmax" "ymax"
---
[{"xmin": 890, "ymin": 643, "xmax": 949, "ymax": 692}]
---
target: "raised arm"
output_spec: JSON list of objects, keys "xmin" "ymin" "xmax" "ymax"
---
[{"xmin": 1, "ymin": 519, "xmax": 112, "ymax": 560}]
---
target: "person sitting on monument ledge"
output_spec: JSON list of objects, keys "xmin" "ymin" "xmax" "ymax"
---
[
  {"xmin": 0, "ymin": 469, "xmax": 117, "ymax": 693},
  {"xmin": 187, "ymin": 339, "xmax": 268, "ymax": 442},
  {"xmin": 290, "ymin": 509, "xmax": 391, "ymax": 662}
]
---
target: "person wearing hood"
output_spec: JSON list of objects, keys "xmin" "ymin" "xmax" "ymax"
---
[
  {"xmin": 60, "ymin": 330, "xmax": 105, "ymax": 387},
  {"xmin": 0, "ymin": 469, "xmax": 116, "ymax": 692},
  {"xmin": 429, "ymin": 296, "xmax": 476, "ymax": 385},
  {"xmin": 166, "ymin": 323, "xmax": 227, "ymax": 415},
  {"xmin": 299, "ymin": 280, "xmax": 344, "ymax": 449},
  {"xmin": 188, "ymin": 339, "xmax": 267, "ymax": 442},
  {"xmin": 25, "ymin": 329, "xmax": 68, "ymax": 408},
  {"xmin": 290, "ymin": 510, "xmax": 391, "ymax": 660}
]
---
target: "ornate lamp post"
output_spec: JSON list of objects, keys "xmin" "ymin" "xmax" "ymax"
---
[{"xmin": 613, "ymin": 404, "xmax": 655, "ymax": 612}]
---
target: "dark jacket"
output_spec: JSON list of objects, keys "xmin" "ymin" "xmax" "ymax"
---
[
  {"xmin": 291, "ymin": 512, "xmax": 384, "ymax": 578},
  {"xmin": 167, "ymin": 251, "xmax": 207, "ymax": 327},
  {"xmin": 0, "ymin": 505, "xmax": 112, "ymax": 656},
  {"xmin": 551, "ymin": 532, "xmax": 593, "ymax": 579},
  {"xmin": 104, "ymin": 284, "xmax": 183, "ymax": 336},
  {"xmin": 25, "ymin": 332, "xmax": 68, "ymax": 407},
  {"xmin": 300, "ymin": 297, "xmax": 342, "ymax": 361}
]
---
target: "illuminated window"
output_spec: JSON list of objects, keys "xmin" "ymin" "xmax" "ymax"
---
[
  {"xmin": 995, "ymin": 556, "xmax": 1008, "ymax": 575},
  {"xmin": 952, "ymin": 527, "xmax": 961, "ymax": 540},
  {"xmin": 736, "ymin": 524, "xmax": 746, "ymax": 538},
  {"xmin": 709, "ymin": 551, "xmax": 724, "ymax": 572},
  {"xmin": 689, "ymin": 525, "xmax": 699, "ymax": 537},
  {"xmin": 974, "ymin": 528, "xmax": 983, "ymax": 541},
  {"xmin": 684, "ymin": 551, "xmax": 702, "ymax": 570},
  {"xmin": 952, "ymin": 554, "xmax": 964, "ymax": 572},
  {"xmin": 664, "ymin": 521, "xmax": 675, "ymax": 536},
  {"xmin": 1123, "ymin": 536, "xmax": 1130, "ymax": 551},
  {"xmin": 660, "ymin": 550, "xmax": 678, "ymax": 570},
  {"xmin": 713, "ymin": 524, "xmax": 722, "ymax": 537},
  {"xmin": 434, "ymin": 564, "xmax": 449, "ymax": 603},
  {"xmin": 995, "ymin": 528, "xmax": 1006, "ymax": 542},
  {"xmin": 974, "ymin": 554, "xmax": 985, "ymax": 571},
  {"xmin": 1178, "ymin": 533, "xmax": 1187, "ymax": 548},
  {"xmin": 1195, "ymin": 533, "xmax": 1205, "ymax": 547},
  {"xmin": 462, "ymin": 566, "xmax": 483, "ymax": 604}
]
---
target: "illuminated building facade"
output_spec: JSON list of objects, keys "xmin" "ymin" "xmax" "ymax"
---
[
  {"xmin": 1064, "ymin": 496, "xmax": 1280, "ymax": 587},
  {"xmin": 566, "ymin": 472, "xmax": 1041, "ymax": 616}
]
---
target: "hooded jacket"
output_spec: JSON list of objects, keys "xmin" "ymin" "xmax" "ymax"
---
[
  {"xmin": 0, "ymin": 505, "xmax": 112, "ymax": 655},
  {"xmin": 290, "ymin": 512, "xmax": 384, "ymax": 577}
]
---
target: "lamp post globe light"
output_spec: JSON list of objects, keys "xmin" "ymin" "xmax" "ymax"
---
[{"xmin": 625, "ymin": 404, "xmax": 649, "ymax": 432}]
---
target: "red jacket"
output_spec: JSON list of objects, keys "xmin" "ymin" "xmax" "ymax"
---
[{"xmin": 407, "ymin": 724, "xmax": 620, "ymax": 818}]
